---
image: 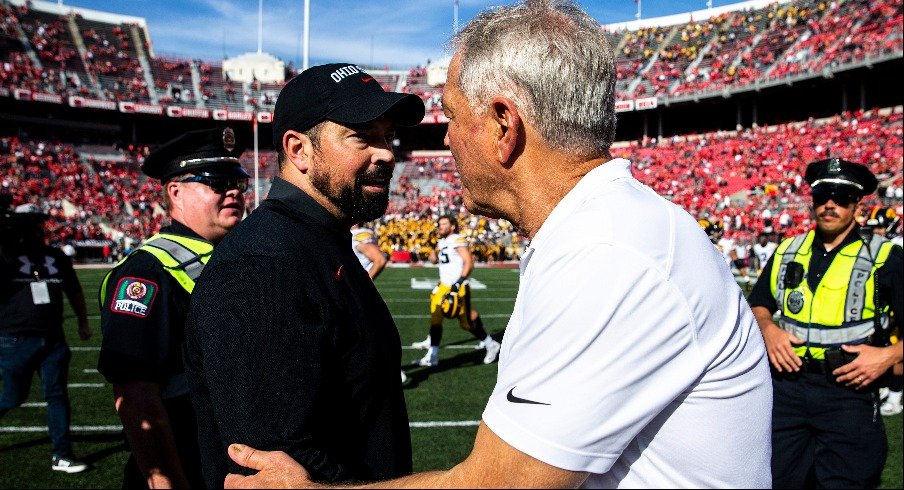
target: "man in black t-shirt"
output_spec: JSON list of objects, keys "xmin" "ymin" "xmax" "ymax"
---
[
  {"xmin": 184, "ymin": 63, "xmax": 425, "ymax": 488},
  {"xmin": 0, "ymin": 203, "xmax": 92, "ymax": 474}
]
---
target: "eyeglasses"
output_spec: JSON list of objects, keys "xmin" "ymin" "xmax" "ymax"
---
[
  {"xmin": 176, "ymin": 176, "xmax": 249, "ymax": 193},
  {"xmin": 811, "ymin": 188, "xmax": 858, "ymax": 207}
]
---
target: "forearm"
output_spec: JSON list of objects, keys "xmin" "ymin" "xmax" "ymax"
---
[
  {"xmin": 114, "ymin": 382, "xmax": 189, "ymax": 488},
  {"xmin": 887, "ymin": 342, "xmax": 904, "ymax": 366},
  {"xmin": 67, "ymin": 289, "xmax": 89, "ymax": 322},
  {"xmin": 751, "ymin": 306, "xmax": 777, "ymax": 332}
]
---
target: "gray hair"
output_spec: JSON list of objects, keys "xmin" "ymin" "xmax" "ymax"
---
[{"xmin": 451, "ymin": 0, "xmax": 617, "ymax": 157}]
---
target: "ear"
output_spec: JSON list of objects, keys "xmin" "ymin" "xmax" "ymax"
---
[
  {"xmin": 489, "ymin": 96, "xmax": 521, "ymax": 163},
  {"xmin": 282, "ymin": 130, "xmax": 314, "ymax": 173},
  {"xmin": 166, "ymin": 180, "xmax": 183, "ymax": 212}
]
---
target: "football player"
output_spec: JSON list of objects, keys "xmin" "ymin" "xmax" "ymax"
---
[{"xmin": 412, "ymin": 214, "xmax": 500, "ymax": 366}]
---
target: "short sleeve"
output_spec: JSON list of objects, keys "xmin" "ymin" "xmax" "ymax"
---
[{"xmin": 98, "ymin": 252, "xmax": 177, "ymax": 384}]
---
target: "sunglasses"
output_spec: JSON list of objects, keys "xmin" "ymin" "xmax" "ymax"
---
[
  {"xmin": 177, "ymin": 175, "xmax": 249, "ymax": 193},
  {"xmin": 811, "ymin": 189, "xmax": 858, "ymax": 207}
]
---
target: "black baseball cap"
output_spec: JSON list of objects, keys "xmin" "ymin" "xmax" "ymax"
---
[
  {"xmin": 272, "ymin": 63, "xmax": 426, "ymax": 148},
  {"xmin": 142, "ymin": 127, "xmax": 250, "ymax": 181},
  {"xmin": 804, "ymin": 158, "xmax": 878, "ymax": 196}
]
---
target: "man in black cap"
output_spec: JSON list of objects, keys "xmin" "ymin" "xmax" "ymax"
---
[
  {"xmin": 747, "ymin": 157, "xmax": 903, "ymax": 488},
  {"xmin": 1, "ymin": 202, "xmax": 92, "ymax": 474},
  {"xmin": 184, "ymin": 63, "xmax": 424, "ymax": 487},
  {"xmin": 97, "ymin": 126, "xmax": 249, "ymax": 488}
]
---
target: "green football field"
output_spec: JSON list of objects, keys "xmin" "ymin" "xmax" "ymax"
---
[{"xmin": 0, "ymin": 266, "xmax": 901, "ymax": 488}]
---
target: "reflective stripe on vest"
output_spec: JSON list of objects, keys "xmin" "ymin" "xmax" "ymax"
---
[
  {"xmin": 99, "ymin": 233, "xmax": 214, "ymax": 308},
  {"xmin": 770, "ymin": 230, "xmax": 893, "ymax": 359}
]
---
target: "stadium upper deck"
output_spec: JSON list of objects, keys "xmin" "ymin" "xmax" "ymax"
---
[{"xmin": 1, "ymin": 0, "xmax": 901, "ymax": 124}]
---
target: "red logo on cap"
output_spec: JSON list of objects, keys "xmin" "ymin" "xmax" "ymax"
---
[{"xmin": 361, "ymin": 76, "xmax": 374, "ymax": 83}]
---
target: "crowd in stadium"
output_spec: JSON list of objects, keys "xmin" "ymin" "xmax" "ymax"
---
[
  {"xmin": 2, "ymin": 106, "xmax": 900, "ymax": 266},
  {"xmin": 2, "ymin": 0, "xmax": 901, "ymax": 110},
  {"xmin": 0, "ymin": 0, "xmax": 901, "ymax": 265}
]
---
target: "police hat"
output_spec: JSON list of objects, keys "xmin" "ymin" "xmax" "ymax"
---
[
  {"xmin": 804, "ymin": 158, "xmax": 878, "ymax": 196},
  {"xmin": 141, "ymin": 127, "xmax": 250, "ymax": 181}
]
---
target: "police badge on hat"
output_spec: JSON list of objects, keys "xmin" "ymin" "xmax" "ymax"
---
[
  {"xmin": 787, "ymin": 290, "xmax": 805, "ymax": 314},
  {"xmin": 828, "ymin": 158, "xmax": 841, "ymax": 174},
  {"xmin": 222, "ymin": 127, "xmax": 236, "ymax": 153}
]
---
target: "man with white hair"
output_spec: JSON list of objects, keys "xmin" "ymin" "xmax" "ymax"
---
[{"xmin": 223, "ymin": 1, "xmax": 772, "ymax": 488}]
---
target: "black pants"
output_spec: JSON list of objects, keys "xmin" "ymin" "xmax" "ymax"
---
[{"xmin": 771, "ymin": 371, "xmax": 887, "ymax": 489}]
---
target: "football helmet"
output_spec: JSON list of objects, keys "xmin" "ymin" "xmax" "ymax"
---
[
  {"xmin": 867, "ymin": 206, "xmax": 897, "ymax": 229},
  {"xmin": 698, "ymin": 218, "xmax": 723, "ymax": 239},
  {"xmin": 440, "ymin": 290, "xmax": 462, "ymax": 319}
]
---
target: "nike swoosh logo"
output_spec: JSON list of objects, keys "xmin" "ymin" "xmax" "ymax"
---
[
  {"xmin": 361, "ymin": 76, "xmax": 374, "ymax": 83},
  {"xmin": 506, "ymin": 387, "xmax": 549, "ymax": 405}
]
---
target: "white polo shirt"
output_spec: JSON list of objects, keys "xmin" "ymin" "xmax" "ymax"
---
[{"xmin": 482, "ymin": 159, "xmax": 772, "ymax": 488}]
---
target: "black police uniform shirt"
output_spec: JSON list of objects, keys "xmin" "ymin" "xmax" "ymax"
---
[
  {"xmin": 0, "ymin": 244, "xmax": 81, "ymax": 339},
  {"xmin": 98, "ymin": 220, "xmax": 209, "ymax": 390},
  {"xmin": 185, "ymin": 176, "xmax": 412, "ymax": 487},
  {"xmin": 97, "ymin": 219, "xmax": 207, "ymax": 488},
  {"xmin": 748, "ymin": 225, "xmax": 903, "ymax": 326}
]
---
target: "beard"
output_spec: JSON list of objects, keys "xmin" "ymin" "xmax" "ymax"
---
[{"xmin": 310, "ymin": 164, "xmax": 392, "ymax": 223}]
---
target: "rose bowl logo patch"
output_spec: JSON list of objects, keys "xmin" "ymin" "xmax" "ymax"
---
[{"xmin": 111, "ymin": 277, "xmax": 158, "ymax": 318}]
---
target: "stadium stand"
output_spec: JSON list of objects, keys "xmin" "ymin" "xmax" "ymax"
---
[
  {"xmin": 0, "ymin": 0, "xmax": 901, "ymax": 263},
  {"xmin": 1, "ymin": 0, "xmax": 901, "ymax": 107}
]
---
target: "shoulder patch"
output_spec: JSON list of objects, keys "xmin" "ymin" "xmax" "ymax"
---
[{"xmin": 110, "ymin": 277, "xmax": 159, "ymax": 318}]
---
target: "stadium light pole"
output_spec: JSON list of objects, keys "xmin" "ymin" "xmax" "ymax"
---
[
  {"xmin": 303, "ymin": 0, "xmax": 310, "ymax": 70},
  {"xmin": 453, "ymin": 0, "xmax": 459, "ymax": 34},
  {"xmin": 258, "ymin": 0, "xmax": 263, "ymax": 54},
  {"xmin": 254, "ymin": 117, "xmax": 260, "ymax": 208}
]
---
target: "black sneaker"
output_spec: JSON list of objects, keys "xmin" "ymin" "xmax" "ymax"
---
[{"xmin": 51, "ymin": 455, "xmax": 89, "ymax": 474}]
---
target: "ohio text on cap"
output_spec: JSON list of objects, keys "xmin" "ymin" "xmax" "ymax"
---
[{"xmin": 272, "ymin": 63, "xmax": 426, "ymax": 148}]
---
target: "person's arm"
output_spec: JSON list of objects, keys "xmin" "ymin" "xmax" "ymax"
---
[
  {"xmin": 455, "ymin": 245, "xmax": 473, "ymax": 282},
  {"xmin": 59, "ymin": 253, "xmax": 91, "ymax": 340},
  {"xmin": 114, "ymin": 381, "xmax": 190, "ymax": 489},
  {"xmin": 224, "ymin": 422, "xmax": 588, "ymax": 489},
  {"xmin": 66, "ymin": 288, "xmax": 92, "ymax": 340},
  {"xmin": 356, "ymin": 241, "xmax": 387, "ymax": 280},
  {"xmin": 747, "ymin": 253, "xmax": 802, "ymax": 372},
  {"xmin": 751, "ymin": 305, "xmax": 803, "ymax": 372}
]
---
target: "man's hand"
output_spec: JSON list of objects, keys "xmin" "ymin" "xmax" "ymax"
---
[
  {"xmin": 224, "ymin": 444, "xmax": 314, "ymax": 489},
  {"xmin": 77, "ymin": 318, "xmax": 92, "ymax": 340},
  {"xmin": 832, "ymin": 344, "xmax": 897, "ymax": 389},
  {"xmin": 760, "ymin": 322, "xmax": 803, "ymax": 372}
]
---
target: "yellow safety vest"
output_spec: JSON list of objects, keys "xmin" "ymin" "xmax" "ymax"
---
[
  {"xmin": 99, "ymin": 233, "xmax": 214, "ymax": 308},
  {"xmin": 769, "ymin": 230, "xmax": 893, "ymax": 359}
]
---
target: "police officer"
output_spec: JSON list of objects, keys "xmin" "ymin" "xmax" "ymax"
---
[
  {"xmin": 97, "ymin": 127, "xmax": 249, "ymax": 488},
  {"xmin": 748, "ymin": 158, "xmax": 904, "ymax": 488},
  {"xmin": 1, "ymin": 201, "xmax": 92, "ymax": 474}
]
